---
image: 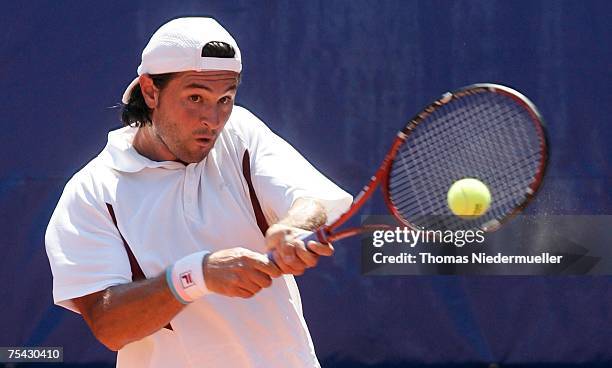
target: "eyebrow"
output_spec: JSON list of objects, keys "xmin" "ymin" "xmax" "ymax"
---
[{"xmin": 184, "ymin": 83, "xmax": 237, "ymax": 93}]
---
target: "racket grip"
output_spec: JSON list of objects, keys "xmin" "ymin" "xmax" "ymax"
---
[
  {"xmin": 297, "ymin": 231, "xmax": 319, "ymax": 244},
  {"xmin": 266, "ymin": 231, "xmax": 321, "ymax": 262}
]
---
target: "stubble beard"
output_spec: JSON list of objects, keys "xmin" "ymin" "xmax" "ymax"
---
[{"xmin": 152, "ymin": 117, "xmax": 204, "ymax": 164}]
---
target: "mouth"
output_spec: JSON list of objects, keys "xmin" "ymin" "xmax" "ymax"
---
[{"xmin": 195, "ymin": 137, "xmax": 212, "ymax": 147}]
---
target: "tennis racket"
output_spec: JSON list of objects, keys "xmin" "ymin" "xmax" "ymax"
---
[{"xmin": 275, "ymin": 83, "xmax": 548, "ymax": 252}]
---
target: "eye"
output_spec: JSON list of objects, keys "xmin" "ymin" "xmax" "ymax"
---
[
  {"xmin": 189, "ymin": 95, "xmax": 202, "ymax": 103},
  {"xmin": 219, "ymin": 96, "xmax": 233, "ymax": 105}
]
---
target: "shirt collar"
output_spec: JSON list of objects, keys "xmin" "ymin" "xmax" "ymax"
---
[{"xmin": 98, "ymin": 126, "xmax": 187, "ymax": 172}]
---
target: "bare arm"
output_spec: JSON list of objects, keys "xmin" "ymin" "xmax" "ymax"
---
[
  {"xmin": 73, "ymin": 248, "xmax": 281, "ymax": 351},
  {"xmin": 73, "ymin": 274, "xmax": 183, "ymax": 351},
  {"xmin": 277, "ymin": 197, "xmax": 327, "ymax": 230}
]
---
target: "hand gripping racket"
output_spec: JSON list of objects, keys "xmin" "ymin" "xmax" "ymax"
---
[{"xmin": 272, "ymin": 83, "xmax": 548, "ymax": 256}]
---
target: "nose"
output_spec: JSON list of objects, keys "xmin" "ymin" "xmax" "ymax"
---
[{"xmin": 199, "ymin": 104, "xmax": 223, "ymax": 131}]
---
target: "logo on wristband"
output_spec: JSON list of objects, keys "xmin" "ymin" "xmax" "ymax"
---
[{"xmin": 180, "ymin": 271, "xmax": 194, "ymax": 289}]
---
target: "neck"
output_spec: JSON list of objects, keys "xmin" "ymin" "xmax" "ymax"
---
[{"xmin": 133, "ymin": 125, "xmax": 176, "ymax": 162}]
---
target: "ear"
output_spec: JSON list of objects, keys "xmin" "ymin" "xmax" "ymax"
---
[{"xmin": 139, "ymin": 74, "xmax": 159, "ymax": 109}]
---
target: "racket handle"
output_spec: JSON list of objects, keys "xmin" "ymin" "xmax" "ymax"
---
[
  {"xmin": 266, "ymin": 230, "xmax": 322, "ymax": 263},
  {"xmin": 296, "ymin": 230, "xmax": 319, "ymax": 244}
]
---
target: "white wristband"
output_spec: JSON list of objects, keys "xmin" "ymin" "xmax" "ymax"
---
[{"xmin": 166, "ymin": 251, "xmax": 211, "ymax": 304}]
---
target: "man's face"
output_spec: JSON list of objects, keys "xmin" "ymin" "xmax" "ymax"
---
[{"xmin": 148, "ymin": 70, "xmax": 239, "ymax": 163}]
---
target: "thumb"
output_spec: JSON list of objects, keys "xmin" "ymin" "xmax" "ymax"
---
[{"xmin": 265, "ymin": 225, "xmax": 292, "ymax": 250}]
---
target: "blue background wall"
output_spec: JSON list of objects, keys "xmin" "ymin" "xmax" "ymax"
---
[{"xmin": 1, "ymin": 0, "xmax": 610, "ymax": 366}]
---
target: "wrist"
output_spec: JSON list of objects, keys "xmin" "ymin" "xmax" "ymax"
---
[{"xmin": 166, "ymin": 250, "xmax": 211, "ymax": 304}]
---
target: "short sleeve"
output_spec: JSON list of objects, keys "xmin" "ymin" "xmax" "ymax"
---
[
  {"xmin": 45, "ymin": 172, "xmax": 132, "ymax": 313},
  {"xmin": 235, "ymin": 108, "xmax": 352, "ymax": 224}
]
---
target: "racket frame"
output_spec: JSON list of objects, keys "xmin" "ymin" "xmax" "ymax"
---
[{"xmin": 314, "ymin": 83, "xmax": 548, "ymax": 244}]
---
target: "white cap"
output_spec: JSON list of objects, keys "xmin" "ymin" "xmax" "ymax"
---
[{"xmin": 122, "ymin": 17, "xmax": 242, "ymax": 104}]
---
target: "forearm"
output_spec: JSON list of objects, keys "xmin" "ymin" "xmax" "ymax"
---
[
  {"xmin": 76, "ymin": 274, "xmax": 184, "ymax": 351},
  {"xmin": 277, "ymin": 197, "xmax": 327, "ymax": 231}
]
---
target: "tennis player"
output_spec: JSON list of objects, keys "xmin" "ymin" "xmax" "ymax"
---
[{"xmin": 45, "ymin": 17, "xmax": 351, "ymax": 367}]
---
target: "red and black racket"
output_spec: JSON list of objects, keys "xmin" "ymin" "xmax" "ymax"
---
[{"xmin": 280, "ymin": 83, "xmax": 548, "ymax": 249}]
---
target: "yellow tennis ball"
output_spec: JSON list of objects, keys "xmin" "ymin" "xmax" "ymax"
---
[{"xmin": 447, "ymin": 178, "xmax": 491, "ymax": 218}]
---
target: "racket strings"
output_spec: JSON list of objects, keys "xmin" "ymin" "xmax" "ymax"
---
[
  {"xmin": 388, "ymin": 91, "xmax": 543, "ymax": 231},
  {"xmin": 405, "ymin": 104, "xmax": 526, "ymax": 172},
  {"xmin": 412, "ymin": 125, "xmax": 537, "ymax": 222},
  {"xmin": 406, "ymin": 102, "xmax": 538, "ymax": 227}
]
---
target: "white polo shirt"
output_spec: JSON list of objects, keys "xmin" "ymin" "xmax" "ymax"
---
[{"xmin": 45, "ymin": 106, "xmax": 352, "ymax": 368}]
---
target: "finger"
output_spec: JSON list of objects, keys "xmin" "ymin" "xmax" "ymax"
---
[
  {"xmin": 273, "ymin": 250, "xmax": 305, "ymax": 275},
  {"xmin": 273, "ymin": 251, "xmax": 298, "ymax": 274},
  {"xmin": 295, "ymin": 243, "xmax": 319, "ymax": 267},
  {"xmin": 306, "ymin": 241, "xmax": 334, "ymax": 256},
  {"xmin": 232, "ymin": 287, "xmax": 255, "ymax": 299},
  {"xmin": 236, "ymin": 278, "xmax": 262, "ymax": 295},
  {"xmin": 278, "ymin": 239, "xmax": 298, "ymax": 264},
  {"xmin": 248, "ymin": 270, "xmax": 273, "ymax": 289},
  {"xmin": 251, "ymin": 252, "xmax": 283, "ymax": 278},
  {"xmin": 284, "ymin": 239, "xmax": 312, "ymax": 269}
]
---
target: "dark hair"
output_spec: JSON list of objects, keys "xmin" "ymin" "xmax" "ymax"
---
[{"xmin": 121, "ymin": 41, "xmax": 237, "ymax": 127}]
